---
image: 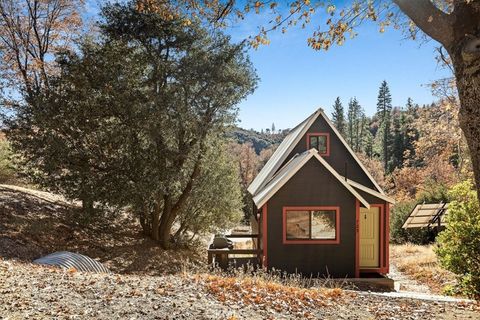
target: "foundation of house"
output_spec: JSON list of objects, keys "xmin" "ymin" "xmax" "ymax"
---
[{"xmin": 343, "ymin": 274, "xmax": 395, "ymax": 291}]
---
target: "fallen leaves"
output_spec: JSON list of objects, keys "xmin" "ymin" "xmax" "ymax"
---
[{"xmin": 199, "ymin": 274, "xmax": 346, "ymax": 317}]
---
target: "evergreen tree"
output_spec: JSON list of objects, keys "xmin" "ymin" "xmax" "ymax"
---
[
  {"xmin": 347, "ymin": 97, "xmax": 361, "ymax": 147},
  {"xmin": 355, "ymin": 108, "xmax": 366, "ymax": 152},
  {"xmin": 388, "ymin": 109, "xmax": 405, "ymax": 172},
  {"xmin": 346, "ymin": 97, "xmax": 367, "ymax": 152},
  {"xmin": 364, "ymin": 129, "xmax": 375, "ymax": 158},
  {"xmin": 5, "ymin": 2, "xmax": 257, "ymax": 247},
  {"xmin": 271, "ymin": 123, "xmax": 275, "ymax": 134},
  {"xmin": 404, "ymin": 98, "xmax": 420, "ymax": 166},
  {"xmin": 331, "ymin": 97, "xmax": 346, "ymax": 136},
  {"xmin": 359, "ymin": 114, "xmax": 372, "ymax": 154},
  {"xmin": 376, "ymin": 80, "xmax": 393, "ymax": 171}
]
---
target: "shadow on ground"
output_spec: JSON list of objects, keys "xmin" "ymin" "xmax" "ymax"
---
[{"xmin": 0, "ymin": 185, "xmax": 204, "ymax": 275}]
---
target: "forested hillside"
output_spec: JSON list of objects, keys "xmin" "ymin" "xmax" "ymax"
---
[{"xmin": 230, "ymin": 126, "xmax": 289, "ymax": 154}]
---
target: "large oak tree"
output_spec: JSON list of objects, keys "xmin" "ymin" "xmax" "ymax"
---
[{"xmin": 5, "ymin": 2, "xmax": 257, "ymax": 248}]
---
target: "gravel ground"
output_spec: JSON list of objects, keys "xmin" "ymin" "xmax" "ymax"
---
[
  {"xmin": 1, "ymin": 260, "xmax": 479, "ymax": 320},
  {"xmin": 1, "ymin": 185, "xmax": 479, "ymax": 319}
]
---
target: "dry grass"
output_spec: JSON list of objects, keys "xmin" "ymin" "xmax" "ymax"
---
[
  {"xmin": 390, "ymin": 243, "xmax": 457, "ymax": 295},
  {"xmin": 198, "ymin": 273, "xmax": 348, "ymax": 318}
]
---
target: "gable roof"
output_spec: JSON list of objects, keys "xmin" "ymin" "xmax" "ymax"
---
[
  {"xmin": 252, "ymin": 149, "xmax": 371, "ymax": 209},
  {"xmin": 248, "ymin": 108, "xmax": 385, "ymax": 198}
]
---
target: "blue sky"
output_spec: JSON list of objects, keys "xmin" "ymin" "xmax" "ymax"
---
[
  {"xmin": 85, "ymin": 1, "xmax": 451, "ymax": 131},
  {"xmin": 230, "ymin": 20, "xmax": 451, "ymax": 131}
]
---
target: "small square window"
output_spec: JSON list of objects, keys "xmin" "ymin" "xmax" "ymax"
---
[{"xmin": 307, "ymin": 133, "xmax": 329, "ymax": 155}]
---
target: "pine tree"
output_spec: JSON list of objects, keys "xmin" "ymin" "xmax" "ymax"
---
[
  {"xmin": 404, "ymin": 97, "xmax": 420, "ymax": 166},
  {"xmin": 331, "ymin": 97, "xmax": 346, "ymax": 136},
  {"xmin": 376, "ymin": 80, "xmax": 393, "ymax": 171},
  {"xmin": 388, "ymin": 109, "xmax": 405, "ymax": 172},
  {"xmin": 364, "ymin": 129, "xmax": 374, "ymax": 158},
  {"xmin": 347, "ymin": 97, "xmax": 365, "ymax": 152},
  {"xmin": 347, "ymin": 98, "xmax": 360, "ymax": 147},
  {"xmin": 359, "ymin": 113, "xmax": 371, "ymax": 154}
]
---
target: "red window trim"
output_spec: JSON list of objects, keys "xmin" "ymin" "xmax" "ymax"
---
[
  {"xmin": 306, "ymin": 133, "xmax": 330, "ymax": 156},
  {"xmin": 282, "ymin": 206, "xmax": 340, "ymax": 245}
]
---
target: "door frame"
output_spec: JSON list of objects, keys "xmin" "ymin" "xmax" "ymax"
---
[{"xmin": 355, "ymin": 200, "xmax": 387, "ymax": 277}]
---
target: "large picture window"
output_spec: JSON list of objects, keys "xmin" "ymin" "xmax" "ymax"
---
[
  {"xmin": 307, "ymin": 133, "xmax": 329, "ymax": 156},
  {"xmin": 283, "ymin": 207, "xmax": 340, "ymax": 244}
]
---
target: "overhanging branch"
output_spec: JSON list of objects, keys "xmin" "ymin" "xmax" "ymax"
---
[{"xmin": 394, "ymin": 0, "xmax": 454, "ymax": 48}]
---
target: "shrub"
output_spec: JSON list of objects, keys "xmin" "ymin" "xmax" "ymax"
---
[
  {"xmin": 435, "ymin": 180, "xmax": 480, "ymax": 298},
  {"xmin": 0, "ymin": 137, "xmax": 16, "ymax": 183}
]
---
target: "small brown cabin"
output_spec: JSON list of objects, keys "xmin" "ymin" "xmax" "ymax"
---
[{"xmin": 248, "ymin": 108, "xmax": 395, "ymax": 278}]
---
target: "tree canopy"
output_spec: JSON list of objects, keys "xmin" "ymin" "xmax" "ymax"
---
[{"xmin": 4, "ymin": 1, "xmax": 257, "ymax": 247}]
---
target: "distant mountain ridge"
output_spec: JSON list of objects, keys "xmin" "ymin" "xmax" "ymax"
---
[{"xmin": 230, "ymin": 127, "xmax": 290, "ymax": 154}]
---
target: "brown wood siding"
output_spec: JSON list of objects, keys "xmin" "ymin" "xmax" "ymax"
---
[
  {"xmin": 266, "ymin": 158, "xmax": 357, "ymax": 277},
  {"xmin": 283, "ymin": 115, "xmax": 377, "ymax": 191}
]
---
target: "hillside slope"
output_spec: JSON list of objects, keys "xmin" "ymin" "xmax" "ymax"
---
[
  {"xmin": 230, "ymin": 127, "xmax": 288, "ymax": 154},
  {"xmin": 0, "ymin": 184, "xmax": 202, "ymax": 275}
]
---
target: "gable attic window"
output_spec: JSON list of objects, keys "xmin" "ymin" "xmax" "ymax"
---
[
  {"xmin": 283, "ymin": 207, "xmax": 340, "ymax": 244},
  {"xmin": 307, "ymin": 133, "xmax": 330, "ymax": 156}
]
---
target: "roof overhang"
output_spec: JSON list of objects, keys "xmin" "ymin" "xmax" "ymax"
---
[{"xmin": 342, "ymin": 177, "xmax": 395, "ymax": 204}]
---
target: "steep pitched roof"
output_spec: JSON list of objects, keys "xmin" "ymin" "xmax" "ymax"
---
[
  {"xmin": 247, "ymin": 109, "xmax": 321, "ymax": 196},
  {"xmin": 248, "ymin": 108, "xmax": 385, "ymax": 197},
  {"xmin": 252, "ymin": 149, "xmax": 371, "ymax": 209}
]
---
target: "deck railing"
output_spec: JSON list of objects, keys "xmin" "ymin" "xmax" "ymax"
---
[{"xmin": 207, "ymin": 234, "xmax": 262, "ymax": 269}]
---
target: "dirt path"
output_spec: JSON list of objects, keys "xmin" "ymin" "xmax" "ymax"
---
[{"xmin": 388, "ymin": 264, "xmax": 432, "ymax": 294}]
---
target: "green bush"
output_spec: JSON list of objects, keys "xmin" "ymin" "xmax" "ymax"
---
[
  {"xmin": 435, "ymin": 180, "xmax": 480, "ymax": 298},
  {"xmin": 0, "ymin": 138, "xmax": 16, "ymax": 183},
  {"xmin": 390, "ymin": 201, "xmax": 431, "ymax": 244}
]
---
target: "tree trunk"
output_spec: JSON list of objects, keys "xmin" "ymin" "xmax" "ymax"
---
[
  {"xmin": 151, "ymin": 201, "xmax": 162, "ymax": 241},
  {"xmin": 453, "ymin": 49, "xmax": 480, "ymax": 200},
  {"xmin": 157, "ymin": 197, "xmax": 173, "ymax": 248},
  {"xmin": 158, "ymin": 208, "xmax": 176, "ymax": 249}
]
